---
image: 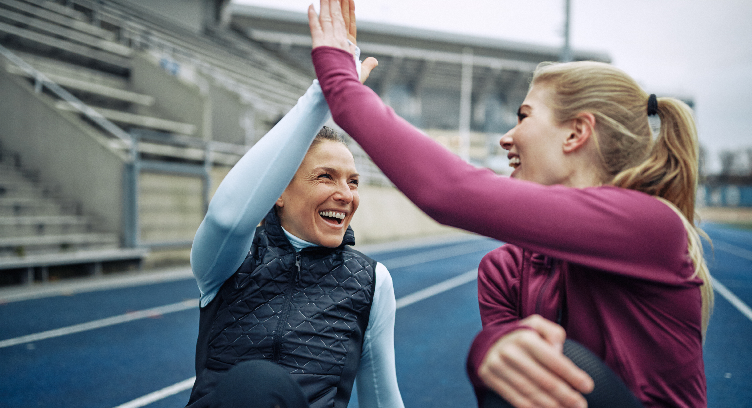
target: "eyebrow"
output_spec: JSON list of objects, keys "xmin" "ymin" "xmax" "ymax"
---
[{"xmin": 317, "ymin": 167, "xmax": 360, "ymax": 178}]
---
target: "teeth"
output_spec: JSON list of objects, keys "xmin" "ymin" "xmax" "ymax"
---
[
  {"xmin": 319, "ymin": 210, "xmax": 346, "ymax": 220},
  {"xmin": 509, "ymin": 157, "xmax": 520, "ymax": 168}
]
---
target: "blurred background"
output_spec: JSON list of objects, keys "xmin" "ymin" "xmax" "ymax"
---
[
  {"xmin": 1, "ymin": 2, "xmax": 751, "ymax": 408},
  {"xmin": 0, "ymin": 0, "xmax": 750, "ymax": 287}
]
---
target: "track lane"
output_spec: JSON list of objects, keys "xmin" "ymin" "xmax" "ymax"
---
[{"xmin": 1, "ymin": 228, "xmax": 751, "ymax": 407}]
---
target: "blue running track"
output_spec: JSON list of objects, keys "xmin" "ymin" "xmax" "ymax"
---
[{"xmin": 1, "ymin": 224, "xmax": 751, "ymax": 407}]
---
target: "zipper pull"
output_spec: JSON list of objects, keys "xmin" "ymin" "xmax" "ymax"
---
[{"xmin": 294, "ymin": 253, "xmax": 301, "ymax": 283}]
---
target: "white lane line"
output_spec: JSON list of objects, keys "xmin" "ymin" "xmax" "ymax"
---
[
  {"xmin": 114, "ymin": 269, "xmax": 479, "ymax": 407},
  {"xmin": 0, "ymin": 267, "xmax": 194, "ymax": 304},
  {"xmin": 709, "ymin": 239, "xmax": 752, "ymax": 322},
  {"xmin": 714, "ymin": 240, "xmax": 752, "ymax": 261},
  {"xmin": 382, "ymin": 242, "xmax": 487, "ymax": 269},
  {"xmin": 113, "ymin": 377, "xmax": 196, "ymax": 408},
  {"xmin": 114, "ymin": 237, "xmax": 752, "ymax": 408},
  {"xmin": 0, "ymin": 299, "xmax": 198, "ymax": 349},
  {"xmin": 1, "ymin": 241, "xmax": 485, "ymax": 349},
  {"xmin": 712, "ymin": 277, "xmax": 752, "ymax": 323},
  {"xmin": 396, "ymin": 268, "xmax": 478, "ymax": 309},
  {"xmin": 0, "ymin": 236, "xmax": 484, "ymax": 304}
]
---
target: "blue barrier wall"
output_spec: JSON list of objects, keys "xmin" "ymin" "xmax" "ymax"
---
[{"xmin": 698, "ymin": 185, "xmax": 752, "ymax": 207}]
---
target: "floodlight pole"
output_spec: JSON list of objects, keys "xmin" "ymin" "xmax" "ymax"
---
[{"xmin": 561, "ymin": 0, "xmax": 572, "ymax": 62}]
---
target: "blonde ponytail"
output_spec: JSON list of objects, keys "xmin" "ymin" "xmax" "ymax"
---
[
  {"xmin": 655, "ymin": 197, "xmax": 714, "ymax": 339},
  {"xmin": 612, "ymin": 98, "xmax": 699, "ymax": 224},
  {"xmin": 611, "ymin": 98, "xmax": 713, "ymax": 339}
]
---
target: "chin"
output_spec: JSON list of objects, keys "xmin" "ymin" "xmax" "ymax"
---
[{"xmin": 318, "ymin": 233, "xmax": 346, "ymax": 248}]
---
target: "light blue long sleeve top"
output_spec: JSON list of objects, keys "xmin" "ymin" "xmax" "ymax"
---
[{"xmin": 190, "ymin": 54, "xmax": 404, "ymax": 407}]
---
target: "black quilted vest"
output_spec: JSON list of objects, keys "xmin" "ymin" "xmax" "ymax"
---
[{"xmin": 187, "ymin": 208, "xmax": 376, "ymax": 408}]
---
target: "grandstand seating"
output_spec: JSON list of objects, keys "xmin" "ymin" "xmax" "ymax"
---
[
  {"xmin": 0, "ymin": 0, "xmax": 322, "ymax": 284},
  {"xmin": 0, "ymin": 140, "xmax": 147, "ymax": 284}
]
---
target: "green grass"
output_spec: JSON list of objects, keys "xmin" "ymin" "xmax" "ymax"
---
[{"xmin": 718, "ymin": 222, "xmax": 752, "ymax": 231}]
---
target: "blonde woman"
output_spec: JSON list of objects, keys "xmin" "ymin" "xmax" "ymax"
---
[{"xmin": 308, "ymin": 1, "xmax": 712, "ymax": 407}]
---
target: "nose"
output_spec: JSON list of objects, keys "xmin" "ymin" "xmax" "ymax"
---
[
  {"xmin": 333, "ymin": 181, "xmax": 354, "ymax": 204},
  {"xmin": 500, "ymin": 130, "xmax": 513, "ymax": 150}
]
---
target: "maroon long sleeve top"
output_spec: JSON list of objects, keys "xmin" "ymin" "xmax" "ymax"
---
[{"xmin": 312, "ymin": 46, "xmax": 707, "ymax": 407}]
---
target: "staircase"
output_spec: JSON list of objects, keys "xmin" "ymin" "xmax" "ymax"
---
[
  {"xmin": 0, "ymin": 0, "xmax": 319, "ymax": 285},
  {"xmin": 0, "ymin": 143, "xmax": 146, "ymax": 285}
]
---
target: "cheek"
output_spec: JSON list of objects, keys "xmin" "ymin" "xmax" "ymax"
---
[{"xmin": 351, "ymin": 192, "xmax": 360, "ymax": 213}]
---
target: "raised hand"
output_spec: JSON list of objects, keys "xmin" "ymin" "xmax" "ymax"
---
[
  {"xmin": 308, "ymin": 0, "xmax": 350, "ymax": 53},
  {"xmin": 478, "ymin": 315, "xmax": 594, "ymax": 408},
  {"xmin": 308, "ymin": 0, "xmax": 377, "ymax": 84}
]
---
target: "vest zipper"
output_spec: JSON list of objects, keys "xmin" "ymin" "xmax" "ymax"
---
[
  {"xmin": 272, "ymin": 252, "xmax": 301, "ymax": 362},
  {"xmin": 294, "ymin": 252, "xmax": 301, "ymax": 283}
]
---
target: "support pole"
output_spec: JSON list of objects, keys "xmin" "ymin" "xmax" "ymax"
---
[
  {"xmin": 561, "ymin": 0, "xmax": 572, "ymax": 62},
  {"xmin": 459, "ymin": 48, "xmax": 473, "ymax": 162}
]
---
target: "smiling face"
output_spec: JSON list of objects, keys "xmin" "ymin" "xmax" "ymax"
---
[
  {"xmin": 499, "ymin": 83, "xmax": 576, "ymax": 186},
  {"xmin": 276, "ymin": 140, "xmax": 360, "ymax": 248}
]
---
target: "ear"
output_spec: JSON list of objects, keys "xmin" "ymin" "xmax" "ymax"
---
[
  {"xmin": 563, "ymin": 112, "xmax": 596, "ymax": 153},
  {"xmin": 275, "ymin": 196, "xmax": 284, "ymax": 208}
]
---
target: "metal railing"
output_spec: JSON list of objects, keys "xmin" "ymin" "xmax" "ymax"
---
[
  {"xmin": 0, "ymin": 42, "xmax": 133, "ymax": 148},
  {"xmin": 0, "ymin": 44, "xmax": 211, "ymax": 250}
]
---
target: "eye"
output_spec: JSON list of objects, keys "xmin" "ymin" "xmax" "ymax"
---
[
  {"xmin": 318, "ymin": 173, "xmax": 333, "ymax": 180},
  {"xmin": 349, "ymin": 178, "xmax": 359, "ymax": 187},
  {"xmin": 517, "ymin": 110, "xmax": 528, "ymax": 123}
]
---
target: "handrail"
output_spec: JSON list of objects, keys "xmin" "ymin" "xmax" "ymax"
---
[{"xmin": 0, "ymin": 43, "xmax": 133, "ymax": 149}]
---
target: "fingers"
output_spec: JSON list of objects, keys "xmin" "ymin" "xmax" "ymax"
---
[
  {"xmin": 521, "ymin": 316, "xmax": 594, "ymax": 394},
  {"xmin": 308, "ymin": 4, "xmax": 324, "ymax": 48},
  {"xmin": 347, "ymin": 0, "xmax": 357, "ymax": 43},
  {"xmin": 481, "ymin": 345, "xmax": 563, "ymax": 408},
  {"xmin": 319, "ymin": 0, "xmax": 332, "ymax": 28},
  {"xmin": 341, "ymin": 0, "xmax": 354, "ymax": 43},
  {"xmin": 308, "ymin": 0, "xmax": 351, "ymax": 52},
  {"xmin": 328, "ymin": 0, "xmax": 348, "ymax": 44},
  {"xmin": 521, "ymin": 314, "xmax": 567, "ymax": 351},
  {"xmin": 479, "ymin": 327, "xmax": 593, "ymax": 408},
  {"xmin": 521, "ymin": 334, "xmax": 593, "ymax": 402},
  {"xmin": 341, "ymin": 0, "xmax": 350, "ymax": 29},
  {"xmin": 359, "ymin": 57, "xmax": 378, "ymax": 84}
]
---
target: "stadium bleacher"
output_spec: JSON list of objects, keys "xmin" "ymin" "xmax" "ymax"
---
[{"xmin": 0, "ymin": 0, "xmax": 325, "ymax": 285}]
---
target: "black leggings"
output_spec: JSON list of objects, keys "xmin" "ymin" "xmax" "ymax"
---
[
  {"xmin": 482, "ymin": 340, "xmax": 644, "ymax": 408},
  {"xmin": 214, "ymin": 360, "xmax": 310, "ymax": 408}
]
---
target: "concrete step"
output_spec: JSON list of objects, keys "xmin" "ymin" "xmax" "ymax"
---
[
  {"xmin": 0, "ymin": 178, "xmax": 53, "ymax": 198},
  {"xmin": 10, "ymin": 49, "xmax": 128, "ymax": 89},
  {"xmin": 35, "ymin": 0, "xmax": 89, "ymax": 22},
  {"xmin": 0, "ymin": 19, "xmax": 130, "ymax": 72},
  {"xmin": 0, "ymin": 232, "xmax": 118, "ymax": 257},
  {"xmin": 0, "ymin": 0, "xmax": 116, "ymax": 41},
  {"xmin": 0, "ymin": 247, "xmax": 147, "ymax": 270},
  {"xmin": 0, "ymin": 197, "xmax": 70, "ymax": 216},
  {"xmin": 0, "ymin": 215, "xmax": 91, "ymax": 236},
  {"xmin": 0, "ymin": 247, "xmax": 148, "ymax": 285},
  {"xmin": 0, "ymin": 7, "xmax": 131, "ymax": 57},
  {"xmin": 7, "ymin": 64, "xmax": 155, "ymax": 106},
  {"xmin": 54, "ymin": 101, "xmax": 196, "ymax": 135}
]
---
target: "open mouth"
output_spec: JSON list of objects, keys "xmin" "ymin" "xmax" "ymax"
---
[
  {"xmin": 319, "ymin": 210, "xmax": 346, "ymax": 225},
  {"xmin": 508, "ymin": 156, "xmax": 520, "ymax": 169}
]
